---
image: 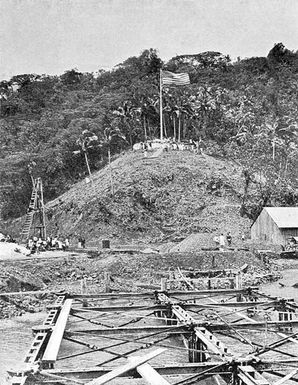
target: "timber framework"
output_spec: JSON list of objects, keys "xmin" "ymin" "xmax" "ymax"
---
[{"xmin": 8, "ymin": 281, "xmax": 298, "ymax": 385}]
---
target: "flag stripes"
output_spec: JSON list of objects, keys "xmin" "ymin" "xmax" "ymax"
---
[{"xmin": 162, "ymin": 70, "xmax": 190, "ymax": 86}]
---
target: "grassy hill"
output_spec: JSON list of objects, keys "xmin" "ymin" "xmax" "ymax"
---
[{"xmin": 23, "ymin": 148, "xmax": 251, "ymax": 246}]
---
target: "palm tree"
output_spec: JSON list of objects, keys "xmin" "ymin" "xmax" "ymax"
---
[
  {"xmin": 74, "ymin": 130, "xmax": 98, "ymax": 185},
  {"xmin": 113, "ymin": 101, "xmax": 142, "ymax": 147},
  {"xmin": 101, "ymin": 127, "xmax": 127, "ymax": 195}
]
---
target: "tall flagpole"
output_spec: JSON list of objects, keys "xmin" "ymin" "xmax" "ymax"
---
[{"xmin": 159, "ymin": 68, "xmax": 163, "ymax": 141}]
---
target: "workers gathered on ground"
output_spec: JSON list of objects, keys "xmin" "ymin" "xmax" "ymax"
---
[
  {"xmin": 0, "ymin": 233, "xmax": 84, "ymax": 255},
  {"xmin": 213, "ymin": 231, "xmax": 247, "ymax": 251},
  {"xmin": 26, "ymin": 235, "xmax": 70, "ymax": 254}
]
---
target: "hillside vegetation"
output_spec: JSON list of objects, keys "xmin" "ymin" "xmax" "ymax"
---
[
  {"xmin": 7, "ymin": 150, "xmax": 249, "ymax": 244},
  {"xmin": 1, "ymin": 43, "xmax": 298, "ymax": 226}
]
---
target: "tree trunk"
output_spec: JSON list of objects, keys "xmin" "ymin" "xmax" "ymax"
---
[
  {"xmin": 147, "ymin": 119, "xmax": 150, "ymax": 139},
  {"xmin": 163, "ymin": 114, "xmax": 167, "ymax": 138},
  {"xmin": 178, "ymin": 116, "xmax": 181, "ymax": 142},
  {"xmin": 108, "ymin": 148, "xmax": 114, "ymax": 195},
  {"xmin": 143, "ymin": 115, "xmax": 147, "ymax": 140},
  {"xmin": 173, "ymin": 116, "xmax": 176, "ymax": 141},
  {"xmin": 84, "ymin": 150, "xmax": 93, "ymax": 185}
]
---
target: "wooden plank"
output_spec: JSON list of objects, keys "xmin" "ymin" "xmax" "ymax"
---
[
  {"xmin": 194, "ymin": 327, "xmax": 230, "ymax": 357},
  {"xmin": 42, "ymin": 299, "xmax": 73, "ymax": 367},
  {"xmin": 136, "ymin": 363, "xmax": 171, "ymax": 385},
  {"xmin": 71, "ymin": 304, "xmax": 163, "ymax": 313},
  {"xmin": 43, "ymin": 362, "xmax": 223, "ymax": 379},
  {"xmin": 273, "ymin": 369, "xmax": 298, "ymax": 385},
  {"xmin": 71, "ymin": 325, "xmax": 187, "ymax": 335},
  {"xmin": 85, "ymin": 348, "xmax": 166, "ymax": 385}
]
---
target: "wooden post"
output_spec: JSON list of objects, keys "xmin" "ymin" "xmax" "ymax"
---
[
  {"xmin": 143, "ymin": 115, "xmax": 147, "ymax": 140},
  {"xmin": 208, "ymin": 278, "xmax": 212, "ymax": 290},
  {"xmin": 81, "ymin": 277, "xmax": 88, "ymax": 301},
  {"xmin": 235, "ymin": 273, "xmax": 242, "ymax": 302},
  {"xmin": 161, "ymin": 278, "xmax": 167, "ymax": 291},
  {"xmin": 188, "ymin": 334, "xmax": 194, "ymax": 363},
  {"xmin": 104, "ymin": 272, "xmax": 111, "ymax": 293},
  {"xmin": 173, "ymin": 117, "xmax": 176, "ymax": 141}
]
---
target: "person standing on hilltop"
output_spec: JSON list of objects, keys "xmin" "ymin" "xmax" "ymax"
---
[
  {"xmin": 227, "ymin": 232, "xmax": 232, "ymax": 246},
  {"xmin": 198, "ymin": 137, "xmax": 206, "ymax": 155},
  {"xmin": 219, "ymin": 233, "xmax": 225, "ymax": 251}
]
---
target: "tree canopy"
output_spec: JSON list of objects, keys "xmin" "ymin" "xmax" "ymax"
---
[{"xmin": 1, "ymin": 45, "xmax": 298, "ymax": 220}]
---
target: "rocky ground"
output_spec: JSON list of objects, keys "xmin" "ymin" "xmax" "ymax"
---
[{"xmin": 0, "ymin": 246, "xmax": 282, "ymax": 319}]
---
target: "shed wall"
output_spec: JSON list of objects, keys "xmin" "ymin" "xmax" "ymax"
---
[{"xmin": 251, "ymin": 209, "xmax": 284, "ymax": 244}]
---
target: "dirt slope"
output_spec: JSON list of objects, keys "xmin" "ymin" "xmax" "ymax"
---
[{"xmin": 39, "ymin": 150, "xmax": 250, "ymax": 245}]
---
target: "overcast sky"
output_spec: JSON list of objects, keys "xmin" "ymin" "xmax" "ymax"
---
[{"xmin": 1, "ymin": 0, "xmax": 298, "ymax": 80}]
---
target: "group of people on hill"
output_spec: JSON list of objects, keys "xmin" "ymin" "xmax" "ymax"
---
[
  {"xmin": 215, "ymin": 232, "xmax": 245, "ymax": 251},
  {"xmin": 27, "ymin": 236, "xmax": 70, "ymax": 254},
  {"xmin": 139, "ymin": 137, "xmax": 206, "ymax": 156}
]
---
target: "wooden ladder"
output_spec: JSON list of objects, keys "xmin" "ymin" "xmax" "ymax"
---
[{"xmin": 20, "ymin": 178, "xmax": 46, "ymax": 243}]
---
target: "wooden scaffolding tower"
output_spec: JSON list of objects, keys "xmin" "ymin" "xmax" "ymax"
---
[{"xmin": 20, "ymin": 177, "xmax": 47, "ymax": 242}]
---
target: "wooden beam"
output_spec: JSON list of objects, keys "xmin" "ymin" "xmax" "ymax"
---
[
  {"xmin": 71, "ymin": 301, "xmax": 279, "ymax": 314},
  {"xmin": 194, "ymin": 327, "xmax": 230, "ymax": 357},
  {"xmin": 273, "ymin": 369, "xmax": 298, "ymax": 385},
  {"xmin": 85, "ymin": 348, "xmax": 166, "ymax": 385},
  {"xmin": 70, "ymin": 325, "xmax": 187, "ymax": 336},
  {"xmin": 42, "ymin": 299, "xmax": 73, "ymax": 368},
  {"xmin": 168, "ymin": 298, "xmax": 231, "ymax": 359},
  {"xmin": 168, "ymin": 362, "xmax": 227, "ymax": 385},
  {"xmin": 71, "ymin": 304, "xmax": 163, "ymax": 313},
  {"xmin": 136, "ymin": 363, "xmax": 171, "ymax": 385},
  {"xmin": 43, "ymin": 362, "xmax": 223, "ymax": 379}
]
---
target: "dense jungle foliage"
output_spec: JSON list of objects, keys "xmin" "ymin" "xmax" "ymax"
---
[{"xmin": 0, "ymin": 43, "xmax": 298, "ymax": 220}]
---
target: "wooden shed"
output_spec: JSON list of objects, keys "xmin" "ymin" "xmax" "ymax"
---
[{"xmin": 251, "ymin": 207, "xmax": 298, "ymax": 245}]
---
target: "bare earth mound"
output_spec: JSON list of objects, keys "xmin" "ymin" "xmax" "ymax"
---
[{"xmin": 11, "ymin": 150, "xmax": 251, "ymax": 245}]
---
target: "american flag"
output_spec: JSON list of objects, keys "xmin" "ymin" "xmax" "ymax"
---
[{"xmin": 162, "ymin": 70, "xmax": 190, "ymax": 86}]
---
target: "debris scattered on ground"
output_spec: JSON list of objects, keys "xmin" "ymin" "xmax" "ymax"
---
[{"xmin": 0, "ymin": 248, "xmax": 281, "ymax": 319}]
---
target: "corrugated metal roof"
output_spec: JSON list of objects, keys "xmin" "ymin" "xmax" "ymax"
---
[{"xmin": 264, "ymin": 207, "xmax": 298, "ymax": 228}]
